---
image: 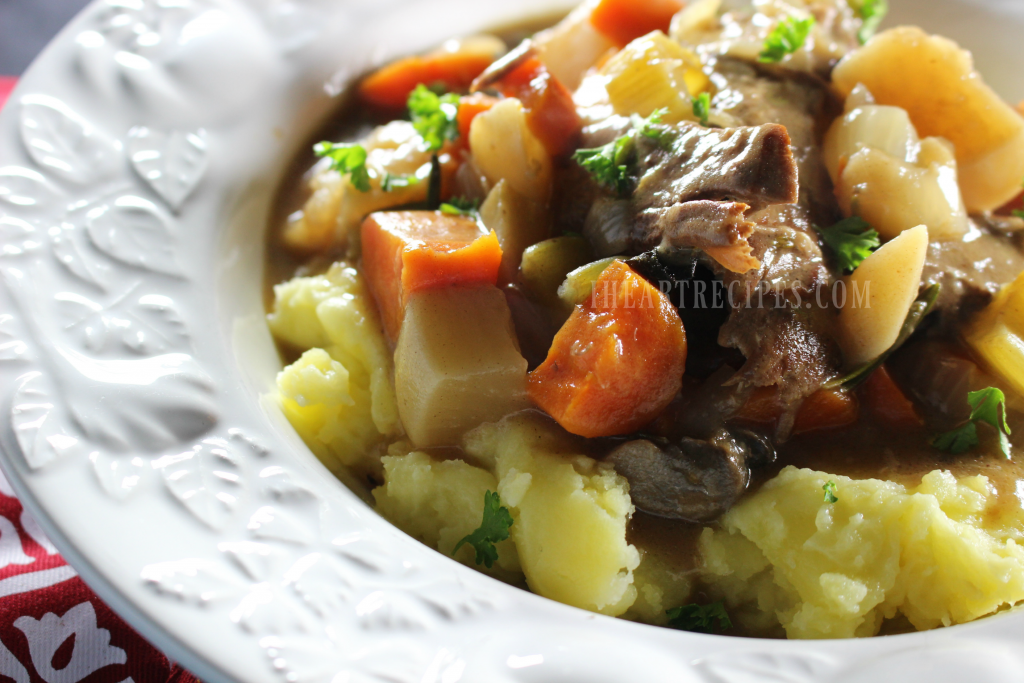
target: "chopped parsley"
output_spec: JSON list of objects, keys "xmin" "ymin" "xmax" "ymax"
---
[
  {"xmin": 408, "ymin": 84, "xmax": 460, "ymax": 152},
  {"xmin": 759, "ymin": 16, "xmax": 816, "ymax": 63},
  {"xmin": 440, "ymin": 197, "xmax": 481, "ymax": 216},
  {"xmin": 823, "ymin": 481, "xmax": 840, "ymax": 504},
  {"xmin": 854, "ymin": 0, "xmax": 889, "ymax": 44},
  {"xmin": 381, "ymin": 172, "xmax": 419, "ymax": 192},
  {"xmin": 666, "ymin": 602, "xmax": 732, "ymax": 634},
  {"xmin": 452, "ymin": 491, "xmax": 513, "ymax": 569},
  {"xmin": 574, "ymin": 135, "xmax": 636, "ymax": 196},
  {"xmin": 314, "ymin": 142, "xmax": 371, "ymax": 193},
  {"xmin": 693, "ymin": 92, "xmax": 711, "ymax": 127},
  {"xmin": 932, "ymin": 387, "xmax": 1013, "ymax": 459},
  {"xmin": 634, "ymin": 108, "xmax": 671, "ymax": 144},
  {"xmin": 815, "ymin": 216, "xmax": 880, "ymax": 273}
]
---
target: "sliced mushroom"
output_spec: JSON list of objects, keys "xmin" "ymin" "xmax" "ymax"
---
[{"xmin": 607, "ymin": 428, "xmax": 773, "ymax": 522}]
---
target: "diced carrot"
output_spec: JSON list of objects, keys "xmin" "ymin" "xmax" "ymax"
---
[
  {"xmin": 359, "ymin": 52, "xmax": 496, "ymax": 111},
  {"xmin": 457, "ymin": 93, "xmax": 500, "ymax": 145},
  {"xmin": 792, "ymin": 390, "xmax": 859, "ymax": 435},
  {"xmin": 491, "ymin": 57, "xmax": 582, "ymax": 158},
  {"xmin": 861, "ymin": 366, "xmax": 922, "ymax": 427},
  {"xmin": 361, "ymin": 211, "xmax": 503, "ymax": 342},
  {"xmin": 527, "ymin": 261, "xmax": 687, "ymax": 437},
  {"xmin": 736, "ymin": 387, "xmax": 859, "ymax": 435},
  {"xmin": 590, "ymin": 0, "xmax": 686, "ymax": 48},
  {"xmin": 734, "ymin": 386, "xmax": 780, "ymax": 426}
]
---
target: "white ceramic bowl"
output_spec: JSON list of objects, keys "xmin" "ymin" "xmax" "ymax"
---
[{"xmin": 2, "ymin": 1, "xmax": 1024, "ymax": 682}]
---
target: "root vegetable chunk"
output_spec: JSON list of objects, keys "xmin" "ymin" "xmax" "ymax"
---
[
  {"xmin": 528, "ymin": 261, "xmax": 687, "ymax": 437},
  {"xmin": 395, "ymin": 286, "xmax": 529, "ymax": 448},
  {"xmin": 839, "ymin": 225, "xmax": 929, "ymax": 366},
  {"xmin": 832, "ymin": 27, "xmax": 1024, "ymax": 212},
  {"xmin": 361, "ymin": 211, "xmax": 502, "ymax": 342}
]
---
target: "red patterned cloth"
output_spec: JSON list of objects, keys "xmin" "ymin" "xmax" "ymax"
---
[{"xmin": 0, "ymin": 80, "xmax": 200, "ymax": 683}]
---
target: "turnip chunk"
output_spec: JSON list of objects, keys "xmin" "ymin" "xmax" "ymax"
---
[
  {"xmin": 840, "ymin": 225, "xmax": 929, "ymax": 367},
  {"xmin": 469, "ymin": 98, "xmax": 553, "ymax": 204},
  {"xmin": 395, "ymin": 286, "xmax": 530, "ymax": 448}
]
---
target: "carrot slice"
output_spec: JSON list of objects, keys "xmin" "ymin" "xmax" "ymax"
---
[
  {"xmin": 359, "ymin": 52, "xmax": 496, "ymax": 111},
  {"xmin": 737, "ymin": 387, "xmax": 860, "ymax": 436},
  {"xmin": 492, "ymin": 57, "xmax": 582, "ymax": 158},
  {"xmin": 527, "ymin": 261, "xmax": 687, "ymax": 437},
  {"xmin": 590, "ymin": 0, "xmax": 686, "ymax": 48},
  {"xmin": 457, "ymin": 92, "xmax": 501, "ymax": 144},
  {"xmin": 861, "ymin": 366, "xmax": 922, "ymax": 427},
  {"xmin": 361, "ymin": 211, "xmax": 503, "ymax": 342}
]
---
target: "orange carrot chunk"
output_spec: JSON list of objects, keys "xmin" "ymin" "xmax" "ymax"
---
[
  {"xmin": 361, "ymin": 211, "xmax": 503, "ymax": 342},
  {"xmin": 792, "ymin": 389, "xmax": 859, "ymax": 436},
  {"xmin": 861, "ymin": 366, "xmax": 922, "ymax": 427},
  {"xmin": 359, "ymin": 51, "xmax": 497, "ymax": 111},
  {"xmin": 737, "ymin": 387, "xmax": 860, "ymax": 436},
  {"xmin": 491, "ymin": 57, "xmax": 582, "ymax": 158},
  {"xmin": 457, "ymin": 92, "xmax": 501, "ymax": 144},
  {"xmin": 590, "ymin": 0, "xmax": 686, "ymax": 48},
  {"xmin": 527, "ymin": 261, "xmax": 687, "ymax": 437}
]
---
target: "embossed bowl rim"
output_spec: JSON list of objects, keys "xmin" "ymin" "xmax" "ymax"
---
[{"xmin": 1, "ymin": 0, "xmax": 1024, "ymax": 682}]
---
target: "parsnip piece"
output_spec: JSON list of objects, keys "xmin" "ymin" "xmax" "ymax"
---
[
  {"xmin": 832, "ymin": 27, "xmax": 1024, "ymax": 212},
  {"xmin": 601, "ymin": 31, "xmax": 709, "ymax": 123},
  {"xmin": 395, "ymin": 286, "xmax": 529, "ymax": 448},
  {"xmin": 836, "ymin": 139, "xmax": 968, "ymax": 241},
  {"xmin": 479, "ymin": 180, "xmax": 550, "ymax": 285},
  {"xmin": 839, "ymin": 225, "xmax": 929, "ymax": 366},
  {"xmin": 469, "ymin": 99, "xmax": 553, "ymax": 204},
  {"xmin": 533, "ymin": 0, "xmax": 616, "ymax": 91},
  {"xmin": 966, "ymin": 270, "xmax": 1024, "ymax": 398}
]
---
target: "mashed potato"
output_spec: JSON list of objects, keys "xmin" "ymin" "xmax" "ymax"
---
[
  {"xmin": 269, "ymin": 266, "xmax": 1024, "ymax": 638},
  {"xmin": 701, "ymin": 466, "xmax": 1024, "ymax": 638},
  {"xmin": 270, "ymin": 264, "xmax": 401, "ymax": 479}
]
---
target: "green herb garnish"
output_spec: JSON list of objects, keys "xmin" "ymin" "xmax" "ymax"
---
[
  {"xmin": 574, "ymin": 135, "xmax": 636, "ymax": 196},
  {"xmin": 666, "ymin": 602, "xmax": 732, "ymax": 634},
  {"xmin": 823, "ymin": 481, "xmax": 840, "ymax": 504},
  {"xmin": 440, "ymin": 197, "xmax": 481, "ymax": 216},
  {"xmin": 314, "ymin": 142, "xmax": 371, "ymax": 193},
  {"xmin": 453, "ymin": 491, "xmax": 514, "ymax": 569},
  {"xmin": 408, "ymin": 84, "xmax": 460, "ymax": 152},
  {"xmin": 815, "ymin": 216, "xmax": 881, "ymax": 273},
  {"xmin": 759, "ymin": 16, "xmax": 816, "ymax": 63},
  {"xmin": 381, "ymin": 172, "xmax": 419, "ymax": 192},
  {"xmin": 932, "ymin": 387, "xmax": 1013, "ymax": 459},
  {"xmin": 853, "ymin": 0, "xmax": 888, "ymax": 44},
  {"xmin": 693, "ymin": 93, "xmax": 711, "ymax": 127}
]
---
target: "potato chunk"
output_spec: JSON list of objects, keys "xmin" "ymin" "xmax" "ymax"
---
[
  {"xmin": 839, "ymin": 225, "xmax": 928, "ymax": 366},
  {"xmin": 394, "ymin": 286, "xmax": 529, "ymax": 447},
  {"xmin": 832, "ymin": 27, "xmax": 1024, "ymax": 212},
  {"xmin": 464, "ymin": 415, "xmax": 640, "ymax": 616}
]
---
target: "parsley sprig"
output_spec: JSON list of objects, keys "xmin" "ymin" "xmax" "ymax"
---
[
  {"xmin": 408, "ymin": 84, "xmax": 460, "ymax": 152},
  {"xmin": 575, "ymin": 110, "xmax": 671, "ymax": 195},
  {"xmin": 666, "ymin": 602, "xmax": 732, "ymax": 634},
  {"xmin": 453, "ymin": 491, "xmax": 513, "ymax": 569},
  {"xmin": 759, "ymin": 16, "xmax": 816, "ymax": 63},
  {"xmin": 314, "ymin": 142, "xmax": 371, "ymax": 193},
  {"xmin": 440, "ymin": 197, "xmax": 480, "ymax": 216},
  {"xmin": 932, "ymin": 387, "xmax": 1013, "ymax": 459},
  {"xmin": 852, "ymin": 0, "xmax": 888, "ymax": 44},
  {"xmin": 381, "ymin": 172, "xmax": 419, "ymax": 192},
  {"xmin": 823, "ymin": 481, "xmax": 840, "ymax": 504},
  {"xmin": 693, "ymin": 92, "xmax": 711, "ymax": 127},
  {"xmin": 815, "ymin": 216, "xmax": 880, "ymax": 273}
]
